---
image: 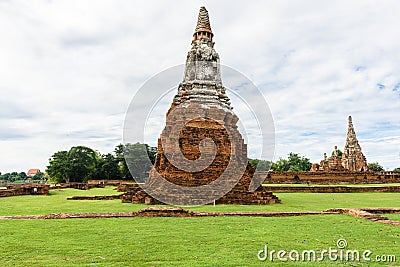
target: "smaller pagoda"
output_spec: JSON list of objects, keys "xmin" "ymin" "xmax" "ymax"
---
[
  {"xmin": 311, "ymin": 116, "xmax": 368, "ymax": 172},
  {"xmin": 341, "ymin": 116, "xmax": 368, "ymax": 172}
]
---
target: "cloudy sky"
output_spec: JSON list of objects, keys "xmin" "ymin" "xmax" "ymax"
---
[{"xmin": 1, "ymin": 0, "xmax": 399, "ymax": 173}]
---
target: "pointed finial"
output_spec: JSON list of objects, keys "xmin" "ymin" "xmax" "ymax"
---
[
  {"xmin": 195, "ymin": 7, "xmax": 212, "ymax": 33},
  {"xmin": 193, "ymin": 7, "xmax": 213, "ymax": 43},
  {"xmin": 348, "ymin": 115, "xmax": 352, "ymax": 123}
]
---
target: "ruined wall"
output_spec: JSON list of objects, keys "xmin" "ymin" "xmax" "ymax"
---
[
  {"xmin": 0, "ymin": 184, "xmax": 49, "ymax": 198},
  {"xmin": 87, "ymin": 180, "xmax": 123, "ymax": 187},
  {"xmin": 264, "ymin": 171, "xmax": 400, "ymax": 184},
  {"xmin": 263, "ymin": 185, "xmax": 400, "ymax": 193}
]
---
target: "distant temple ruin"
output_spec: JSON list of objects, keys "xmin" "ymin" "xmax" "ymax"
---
[
  {"xmin": 311, "ymin": 116, "xmax": 368, "ymax": 172},
  {"xmin": 123, "ymin": 7, "xmax": 280, "ymax": 205}
]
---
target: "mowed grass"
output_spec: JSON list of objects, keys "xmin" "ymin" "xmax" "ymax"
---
[
  {"xmin": 0, "ymin": 187, "xmax": 399, "ymax": 215},
  {"xmin": 386, "ymin": 214, "xmax": 400, "ymax": 222},
  {"xmin": 0, "ymin": 187, "xmax": 144, "ymax": 216},
  {"xmin": 0, "ymin": 187, "xmax": 399, "ymax": 266},
  {"xmin": 0, "ymin": 215, "xmax": 399, "ymax": 266},
  {"xmin": 191, "ymin": 193, "xmax": 400, "ymax": 213}
]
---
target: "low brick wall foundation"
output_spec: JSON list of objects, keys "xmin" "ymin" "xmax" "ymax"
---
[
  {"xmin": 328, "ymin": 208, "xmax": 400, "ymax": 226},
  {"xmin": 263, "ymin": 185, "xmax": 400, "ymax": 193},
  {"xmin": 0, "ymin": 184, "xmax": 49, "ymax": 198},
  {"xmin": 67, "ymin": 194, "xmax": 123, "ymax": 200},
  {"xmin": 263, "ymin": 171, "xmax": 400, "ymax": 184},
  {"xmin": 0, "ymin": 207, "xmax": 398, "ymax": 226},
  {"xmin": 0, "ymin": 207, "xmax": 337, "ymax": 220}
]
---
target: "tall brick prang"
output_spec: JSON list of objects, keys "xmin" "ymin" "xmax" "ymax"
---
[
  {"xmin": 124, "ymin": 7, "xmax": 280, "ymax": 205},
  {"xmin": 341, "ymin": 116, "xmax": 368, "ymax": 172},
  {"xmin": 311, "ymin": 116, "xmax": 368, "ymax": 172}
]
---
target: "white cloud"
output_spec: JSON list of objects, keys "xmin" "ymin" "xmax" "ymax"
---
[{"xmin": 0, "ymin": 0, "xmax": 399, "ymax": 173}]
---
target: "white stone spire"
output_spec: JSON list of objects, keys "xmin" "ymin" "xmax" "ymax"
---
[{"xmin": 172, "ymin": 6, "xmax": 231, "ymax": 110}]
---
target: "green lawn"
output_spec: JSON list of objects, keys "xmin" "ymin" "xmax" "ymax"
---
[
  {"xmin": 0, "ymin": 187, "xmax": 399, "ymax": 266},
  {"xmin": 386, "ymin": 214, "xmax": 400, "ymax": 222},
  {"xmin": 0, "ymin": 215, "xmax": 399, "ymax": 266},
  {"xmin": 191, "ymin": 192, "xmax": 400, "ymax": 213},
  {"xmin": 0, "ymin": 187, "xmax": 399, "ymax": 215},
  {"xmin": 0, "ymin": 187, "xmax": 142, "ymax": 216}
]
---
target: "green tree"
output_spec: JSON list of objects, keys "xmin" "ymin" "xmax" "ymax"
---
[
  {"xmin": 146, "ymin": 144, "xmax": 157, "ymax": 165},
  {"xmin": 114, "ymin": 144, "xmax": 132, "ymax": 180},
  {"xmin": 43, "ymin": 172, "xmax": 51, "ymax": 182},
  {"xmin": 367, "ymin": 162, "xmax": 384, "ymax": 172},
  {"xmin": 10, "ymin": 172, "xmax": 19, "ymax": 181},
  {"xmin": 46, "ymin": 146, "xmax": 97, "ymax": 183},
  {"xmin": 393, "ymin": 168, "xmax": 400, "ymax": 173},
  {"xmin": 0, "ymin": 173, "xmax": 11, "ymax": 182},
  {"xmin": 331, "ymin": 149, "xmax": 343, "ymax": 158},
  {"xmin": 248, "ymin": 159, "xmax": 272, "ymax": 171},
  {"xmin": 249, "ymin": 159, "xmax": 260, "ymax": 169},
  {"xmin": 272, "ymin": 153, "xmax": 312, "ymax": 172},
  {"xmin": 114, "ymin": 143, "xmax": 157, "ymax": 180},
  {"xmin": 33, "ymin": 171, "xmax": 44, "ymax": 181},
  {"xmin": 19, "ymin": 172, "xmax": 27, "ymax": 180},
  {"xmin": 98, "ymin": 153, "xmax": 121, "ymax": 180},
  {"xmin": 124, "ymin": 143, "xmax": 155, "ymax": 182},
  {"xmin": 67, "ymin": 146, "xmax": 97, "ymax": 182},
  {"xmin": 272, "ymin": 158, "xmax": 289, "ymax": 172},
  {"xmin": 46, "ymin": 151, "xmax": 71, "ymax": 184}
]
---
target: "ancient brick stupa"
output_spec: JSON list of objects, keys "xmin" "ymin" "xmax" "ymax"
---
[
  {"xmin": 341, "ymin": 116, "xmax": 368, "ymax": 171},
  {"xmin": 124, "ymin": 7, "xmax": 280, "ymax": 205},
  {"xmin": 311, "ymin": 116, "xmax": 368, "ymax": 172}
]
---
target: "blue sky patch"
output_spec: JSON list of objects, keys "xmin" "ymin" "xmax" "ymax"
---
[
  {"xmin": 393, "ymin": 82, "xmax": 400, "ymax": 92},
  {"xmin": 300, "ymin": 132, "xmax": 317, "ymax": 137},
  {"xmin": 377, "ymin": 83, "xmax": 386, "ymax": 90},
  {"xmin": 355, "ymin": 66, "xmax": 366, "ymax": 72}
]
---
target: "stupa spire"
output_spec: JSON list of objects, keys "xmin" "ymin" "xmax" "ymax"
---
[
  {"xmin": 347, "ymin": 116, "xmax": 355, "ymax": 134},
  {"xmin": 193, "ymin": 7, "xmax": 213, "ymax": 44},
  {"xmin": 172, "ymin": 6, "xmax": 231, "ymax": 110},
  {"xmin": 342, "ymin": 116, "xmax": 368, "ymax": 172}
]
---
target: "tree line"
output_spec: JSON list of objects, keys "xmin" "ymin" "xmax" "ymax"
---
[
  {"xmin": 0, "ymin": 171, "xmax": 44, "ymax": 183},
  {"xmin": 3, "ymin": 146, "xmax": 398, "ymax": 185},
  {"xmin": 249, "ymin": 153, "xmax": 400, "ymax": 173},
  {"xmin": 249, "ymin": 152, "xmax": 312, "ymax": 172},
  {"xmin": 46, "ymin": 143, "xmax": 157, "ymax": 184},
  {"xmin": 45, "ymin": 144, "xmax": 315, "ymax": 184}
]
